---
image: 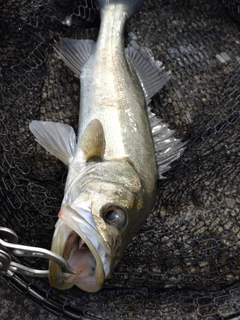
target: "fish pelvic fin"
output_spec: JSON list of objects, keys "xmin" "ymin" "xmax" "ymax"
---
[
  {"xmin": 148, "ymin": 109, "xmax": 187, "ymax": 179},
  {"xmin": 125, "ymin": 40, "xmax": 171, "ymax": 105},
  {"xmin": 80, "ymin": 119, "xmax": 105, "ymax": 162},
  {"xmin": 95, "ymin": 0, "xmax": 145, "ymax": 17},
  {"xmin": 29, "ymin": 121, "xmax": 76, "ymax": 165},
  {"xmin": 54, "ymin": 38, "xmax": 95, "ymax": 77}
]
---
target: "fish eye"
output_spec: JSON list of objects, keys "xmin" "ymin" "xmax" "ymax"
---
[{"xmin": 103, "ymin": 206, "xmax": 126, "ymax": 228}]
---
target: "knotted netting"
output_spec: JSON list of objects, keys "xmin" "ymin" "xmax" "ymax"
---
[{"xmin": 1, "ymin": 0, "xmax": 240, "ymax": 318}]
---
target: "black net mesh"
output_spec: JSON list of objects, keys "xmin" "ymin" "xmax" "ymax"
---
[{"xmin": 1, "ymin": 0, "xmax": 240, "ymax": 318}]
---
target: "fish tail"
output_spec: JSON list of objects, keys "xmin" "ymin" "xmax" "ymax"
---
[{"xmin": 95, "ymin": 0, "xmax": 145, "ymax": 17}]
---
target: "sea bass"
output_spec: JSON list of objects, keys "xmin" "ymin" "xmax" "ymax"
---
[{"xmin": 30, "ymin": 0, "xmax": 186, "ymax": 292}]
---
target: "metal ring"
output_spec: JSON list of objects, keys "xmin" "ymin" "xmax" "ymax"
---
[{"xmin": 0, "ymin": 227, "xmax": 18, "ymax": 244}]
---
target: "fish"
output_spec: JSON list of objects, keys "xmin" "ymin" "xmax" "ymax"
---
[{"xmin": 29, "ymin": 0, "xmax": 186, "ymax": 292}]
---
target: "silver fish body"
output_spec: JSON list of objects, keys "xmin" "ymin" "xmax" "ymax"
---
[
  {"xmin": 30, "ymin": 0, "xmax": 185, "ymax": 292},
  {"xmin": 67, "ymin": 2, "xmax": 157, "ymax": 209}
]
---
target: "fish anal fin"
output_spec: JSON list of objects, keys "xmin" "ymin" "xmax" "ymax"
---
[
  {"xmin": 29, "ymin": 121, "xmax": 76, "ymax": 166},
  {"xmin": 125, "ymin": 41, "xmax": 171, "ymax": 105},
  {"xmin": 80, "ymin": 119, "xmax": 105, "ymax": 162},
  {"xmin": 54, "ymin": 38, "xmax": 95, "ymax": 77}
]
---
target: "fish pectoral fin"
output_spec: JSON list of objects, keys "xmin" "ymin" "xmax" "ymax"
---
[
  {"xmin": 125, "ymin": 41, "xmax": 171, "ymax": 105},
  {"xmin": 29, "ymin": 120, "xmax": 76, "ymax": 166},
  {"xmin": 54, "ymin": 38, "xmax": 95, "ymax": 76},
  {"xmin": 80, "ymin": 119, "xmax": 105, "ymax": 162}
]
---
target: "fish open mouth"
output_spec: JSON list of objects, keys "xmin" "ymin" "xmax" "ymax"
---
[
  {"xmin": 62, "ymin": 230, "xmax": 97, "ymax": 286},
  {"xmin": 49, "ymin": 205, "xmax": 111, "ymax": 292}
]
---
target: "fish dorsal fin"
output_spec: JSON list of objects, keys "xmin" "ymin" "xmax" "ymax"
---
[
  {"xmin": 54, "ymin": 38, "xmax": 95, "ymax": 76},
  {"xmin": 29, "ymin": 120, "xmax": 76, "ymax": 166},
  {"xmin": 80, "ymin": 119, "xmax": 105, "ymax": 162},
  {"xmin": 125, "ymin": 41, "xmax": 171, "ymax": 105},
  {"xmin": 148, "ymin": 108, "xmax": 187, "ymax": 179}
]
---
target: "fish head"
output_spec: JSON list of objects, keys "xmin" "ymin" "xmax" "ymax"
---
[{"xmin": 49, "ymin": 160, "xmax": 145, "ymax": 292}]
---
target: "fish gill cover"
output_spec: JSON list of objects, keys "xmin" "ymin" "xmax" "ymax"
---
[{"xmin": 0, "ymin": 0, "xmax": 240, "ymax": 318}]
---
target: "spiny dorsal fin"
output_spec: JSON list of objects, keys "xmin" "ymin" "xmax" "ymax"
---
[
  {"xmin": 29, "ymin": 121, "xmax": 76, "ymax": 166},
  {"xmin": 148, "ymin": 108, "xmax": 187, "ymax": 179},
  {"xmin": 80, "ymin": 119, "xmax": 105, "ymax": 162},
  {"xmin": 125, "ymin": 41, "xmax": 171, "ymax": 105},
  {"xmin": 54, "ymin": 38, "xmax": 95, "ymax": 77}
]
